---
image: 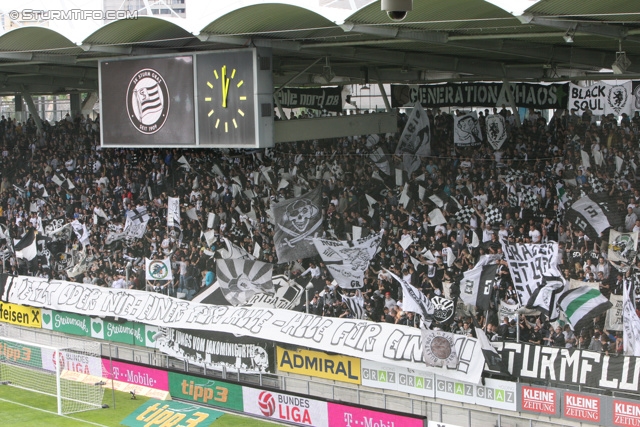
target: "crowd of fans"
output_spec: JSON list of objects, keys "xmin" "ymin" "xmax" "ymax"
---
[{"xmin": 1, "ymin": 105, "xmax": 639, "ymax": 356}]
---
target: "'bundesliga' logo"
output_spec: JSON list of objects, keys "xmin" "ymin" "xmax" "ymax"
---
[{"xmin": 126, "ymin": 68, "xmax": 170, "ymax": 134}]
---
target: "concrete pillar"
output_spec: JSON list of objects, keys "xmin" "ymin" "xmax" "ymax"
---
[
  {"xmin": 14, "ymin": 94, "xmax": 23, "ymax": 122},
  {"xmin": 70, "ymin": 93, "xmax": 81, "ymax": 119},
  {"xmin": 19, "ymin": 87, "xmax": 43, "ymax": 135},
  {"xmin": 81, "ymin": 92, "xmax": 99, "ymax": 117}
]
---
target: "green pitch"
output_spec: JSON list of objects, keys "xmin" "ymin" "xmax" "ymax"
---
[{"xmin": 0, "ymin": 385, "xmax": 281, "ymax": 427}]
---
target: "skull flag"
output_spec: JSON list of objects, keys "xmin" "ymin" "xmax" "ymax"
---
[{"xmin": 272, "ymin": 186, "xmax": 323, "ymax": 264}]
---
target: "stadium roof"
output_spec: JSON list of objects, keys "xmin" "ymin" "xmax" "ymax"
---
[{"xmin": 0, "ymin": 0, "xmax": 639, "ymax": 95}]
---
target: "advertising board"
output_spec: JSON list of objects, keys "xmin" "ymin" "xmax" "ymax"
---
[{"xmin": 276, "ymin": 346, "xmax": 360, "ymax": 384}]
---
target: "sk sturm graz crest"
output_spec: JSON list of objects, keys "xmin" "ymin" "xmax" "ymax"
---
[
  {"xmin": 607, "ymin": 84, "xmax": 629, "ymax": 116},
  {"xmin": 126, "ymin": 68, "xmax": 170, "ymax": 134}
]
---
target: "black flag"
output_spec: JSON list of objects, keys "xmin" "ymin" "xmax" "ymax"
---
[{"xmin": 272, "ymin": 187, "xmax": 323, "ymax": 264}]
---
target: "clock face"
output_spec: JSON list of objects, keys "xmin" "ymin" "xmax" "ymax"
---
[
  {"xmin": 197, "ymin": 50, "xmax": 256, "ymax": 147},
  {"xmin": 204, "ymin": 64, "xmax": 247, "ymax": 133}
]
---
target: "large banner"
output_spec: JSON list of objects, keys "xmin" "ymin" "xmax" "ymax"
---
[
  {"xmin": 1, "ymin": 275, "xmax": 484, "ymax": 383},
  {"xmin": 501, "ymin": 242, "xmax": 560, "ymax": 306},
  {"xmin": 153, "ymin": 328, "xmax": 274, "ymax": 374},
  {"xmin": 500, "ymin": 341, "xmax": 640, "ymax": 394},
  {"xmin": 274, "ymin": 87, "xmax": 343, "ymax": 112},
  {"xmin": 569, "ymin": 81, "xmax": 633, "ymax": 116},
  {"xmin": 391, "ymin": 82, "xmax": 568, "ymax": 109}
]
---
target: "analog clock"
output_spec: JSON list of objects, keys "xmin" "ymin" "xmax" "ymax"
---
[
  {"xmin": 197, "ymin": 50, "xmax": 256, "ymax": 147},
  {"xmin": 203, "ymin": 64, "xmax": 248, "ymax": 134}
]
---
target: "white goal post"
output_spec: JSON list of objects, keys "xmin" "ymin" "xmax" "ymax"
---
[{"xmin": 0, "ymin": 334, "xmax": 106, "ymax": 415}]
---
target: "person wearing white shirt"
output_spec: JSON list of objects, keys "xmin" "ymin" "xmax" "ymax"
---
[
  {"xmin": 301, "ymin": 261, "xmax": 321, "ymax": 279},
  {"xmin": 111, "ymin": 275, "xmax": 128, "ymax": 289},
  {"xmin": 482, "ymin": 223, "xmax": 494, "ymax": 243},
  {"xmin": 625, "ymin": 207, "xmax": 637, "ymax": 231},
  {"xmin": 528, "ymin": 225, "xmax": 541, "ymax": 243},
  {"xmin": 498, "ymin": 224, "xmax": 509, "ymax": 240}
]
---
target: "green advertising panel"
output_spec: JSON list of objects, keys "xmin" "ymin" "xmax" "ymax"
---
[
  {"xmin": 168, "ymin": 372, "xmax": 244, "ymax": 411},
  {"xmin": 91, "ymin": 317, "xmax": 146, "ymax": 346},
  {"xmin": 0, "ymin": 339, "xmax": 42, "ymax": 367},
  {"xmin": 41, "ymin": 309, "xmax": 91, "ymax": 336},
  {"xmin": 121, "ymin": 399, "xmax": 223, "ymax": 427}
]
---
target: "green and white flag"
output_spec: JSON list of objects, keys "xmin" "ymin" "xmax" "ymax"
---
[{"xmin": 558, "ymin": 286, "xmax": 612, "ymax": 331}]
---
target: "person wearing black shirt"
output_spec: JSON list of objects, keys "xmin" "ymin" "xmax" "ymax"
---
[{"xmin": 528, "ymin": 324, "xmax": 543, "ymax": 345}]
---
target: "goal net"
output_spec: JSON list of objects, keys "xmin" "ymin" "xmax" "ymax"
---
[{"xmin": 0, "ymin": 327, "xmax": 105, "ymax": 415}]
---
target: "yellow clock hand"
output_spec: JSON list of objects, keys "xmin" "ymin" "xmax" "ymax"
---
[{"xmin": 221, "ymin": 65, "xmax": 230, "ymax": 108}]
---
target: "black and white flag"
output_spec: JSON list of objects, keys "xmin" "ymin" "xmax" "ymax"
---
[
  {"xmin": 485, "ymin": 114, "xmax": 507, "ymax": 150},
  {"xmin": 167, "ymin": 196, "xmax": 182, "ymax": 243},
  {"xmin": 219, "ymin": 237, "xmax": 255, "ymax": 260},
  {"xmin": 473, "ymin": 319, "xmax": 504, "ymax": 372},
  {"xmin": 460, "ymin": 262, "xmax": 496, "ymax": 311},
  {"xmin": 313, "ymin": 231, "xmax": 383, "ymax": 288},
  {"xmin": 565, "ymin": 195, "xmax": 623, "ymax": 240},
  {"xmin": 342, "ymin": 292, "xmax": 365, "ymax": 319},
  {"xmin": 14, "ymin": 229, "xmax": 37, "ymax": 261},
  {"xmin": 192, "ymin": 274, "xmax": 306, "ymax": 311},
  {"xmin": 44, "ymin": 218, "xmax": 73, "ymax": 242},
  {"xmin": 387, "ymin": 269, "xmax": 434, "ymax": 326},
  {"xmin": 370, "ymin": 147, "xmax": 391, "ymax": 176},
  {"xmin": 395, "ymin": 102, "xmax": 431, "ymax": 175},
  {"xmin": 71, "ymin": 220, "xmax": 91, "ymax": 247},
  {"xmin": 123, "ymin": 206, "xmax": 150, "ymax": 240},
  {"xmin": 216, "ymin": 258, "xmax": 274, "ymax": 306},
  {"xmin": 273, "ymin": 186, "xmax": 323, "ymax": 264},
  {"xmin": 484, "ymin": 204, "xmax": 503, "ymax": 225},
  {"xmin": 526, "ymin": 275, "xmax": 567, "ymax": 321},
  {"xmin": 326, "ymin": 264, "xmax": 365, "ymax": 289},
  {"xmin": 432, "ymin": 296, "xmax": 455, "ymax": 324},
  {"xmin": 623, "ymin": 277, "xmax": 640, "ymax": 356},
  {"xmin": 454, "ymin": 112, "xmax": 482, "ymax": 147}
]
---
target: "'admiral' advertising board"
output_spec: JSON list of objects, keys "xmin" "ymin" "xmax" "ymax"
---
[{"xmin": 276, "ymin": 346, "xmax": 360, "ymax": 384}]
